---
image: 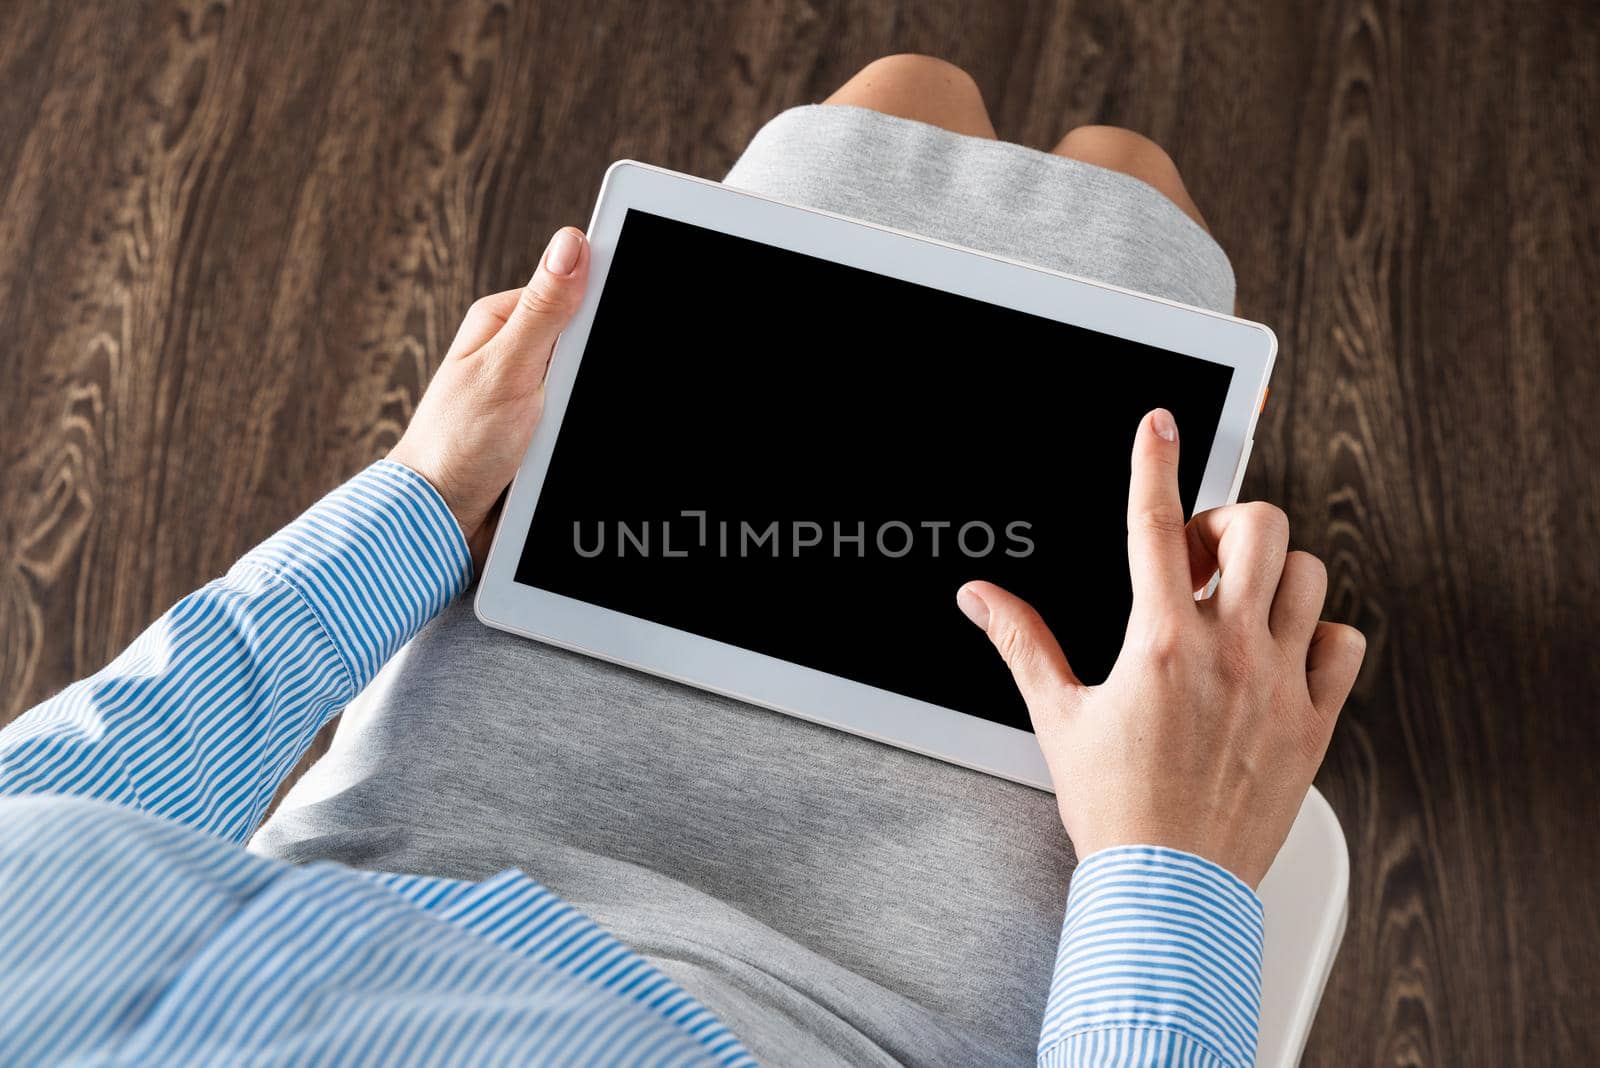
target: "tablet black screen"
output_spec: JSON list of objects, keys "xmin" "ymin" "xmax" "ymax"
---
[{"xmin": 514, "ymin": 208, "xmax": 1233, "ymax": 733}]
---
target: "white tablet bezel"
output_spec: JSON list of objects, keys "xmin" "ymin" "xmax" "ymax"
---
[{"xmin": 476, "ymin": 160, "xmax": 1276, "ymax": 791}]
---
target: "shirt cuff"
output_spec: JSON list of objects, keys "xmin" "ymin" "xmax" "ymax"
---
[
  {"xmin": 234, "ymin": 460, "xmax": 473, "ymax": 690},
  {"xmin": 1040, "ymin": 845, "xmax": 1265, "ymax": 1068}
]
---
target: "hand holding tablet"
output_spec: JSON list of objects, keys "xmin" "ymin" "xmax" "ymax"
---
[{"xmin": 390, "ymin": 227, "xmax": 592, "ymax": 568}]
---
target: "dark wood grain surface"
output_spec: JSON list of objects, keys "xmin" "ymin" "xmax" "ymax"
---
[{"xmin": 2, "ymin": 1, "xmax": 1596, "ymax": 1063}]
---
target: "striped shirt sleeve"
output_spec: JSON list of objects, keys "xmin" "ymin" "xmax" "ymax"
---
[
  {"xmin": 0, "ymin": 461, "xmax": 471, "ymax": 843},
  {"xmin": 1040, "ymin": 845, "xmax": 1265, "ymax": 1068}
]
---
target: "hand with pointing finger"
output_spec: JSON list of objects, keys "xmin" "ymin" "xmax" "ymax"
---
[
  {"xmin": 957, "ymin": 408, "xmax": 1364, "ymax": 888},
  {"xmin": 390, "ymin": 227, "xmax": 591, "ymax": 569}
]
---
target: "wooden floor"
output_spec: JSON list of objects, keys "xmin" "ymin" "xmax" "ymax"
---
[{"xmin": 2, "ymin": 1, "xmax": 1596, "ymax": 1063}]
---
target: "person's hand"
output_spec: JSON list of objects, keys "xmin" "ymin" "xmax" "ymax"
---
[
  {"xmin": 956, "ymin": 409, "xmax": 1364, "ymax": 887},
  {"xmin": 389, "ymin": 227, "xmax": 590, "ymax": 568}
]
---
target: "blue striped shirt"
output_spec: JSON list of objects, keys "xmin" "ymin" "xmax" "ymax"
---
[{"xmin": 0, "ymin": 460, "xmax": 1264, "ymax": 1066}]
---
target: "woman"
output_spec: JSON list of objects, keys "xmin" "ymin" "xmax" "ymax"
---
[{"xmin": 0, "ymin": 56, "xmax": 1362, "ymax": 1066}]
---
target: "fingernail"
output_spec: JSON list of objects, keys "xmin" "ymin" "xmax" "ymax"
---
[
  {"xmin": 1151, "ymin": 408, "xmax": 1178, "ymax": 442},
  {"xmin": 956, "ymin": 584, "xmax": 990, "ymax": 629},
  {"xmin": 543, "ymin": 228, "xmax": 582, "ymax": 277}
]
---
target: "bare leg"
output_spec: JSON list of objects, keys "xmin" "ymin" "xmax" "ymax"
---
[{"xmin": 823, "ymin": 54, "xmax": 998, "ymax": 140}]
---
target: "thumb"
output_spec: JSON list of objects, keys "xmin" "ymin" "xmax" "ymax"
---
[
  {"xmin": 488, "ymin": 226, "xmax": 589, "ymax": 383},
  {"xmin": 957, "ymin": 581, "xmax": 1084, "ymax": 720}
]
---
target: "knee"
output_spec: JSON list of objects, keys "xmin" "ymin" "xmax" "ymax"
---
[
  {"xmin": 827, "ymin": 54, "xmax": 994, "ymax": 139},
  {"xmin": 852, "ymin": 53, "xmax": 983, "ymax": 101},
  {"xmin": 1053, "ymin": 125, "xmax": 1204, "ymax": 228}
]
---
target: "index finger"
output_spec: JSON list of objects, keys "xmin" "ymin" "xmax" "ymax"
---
[{"xmin": 1126, "ymin": 408, "xmax": 1194, "ymax": 612}]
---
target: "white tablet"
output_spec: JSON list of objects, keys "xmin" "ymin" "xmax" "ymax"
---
[{"xmin": 476, "ymin": 160, "xmax": 1275, "ymax": 790}]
